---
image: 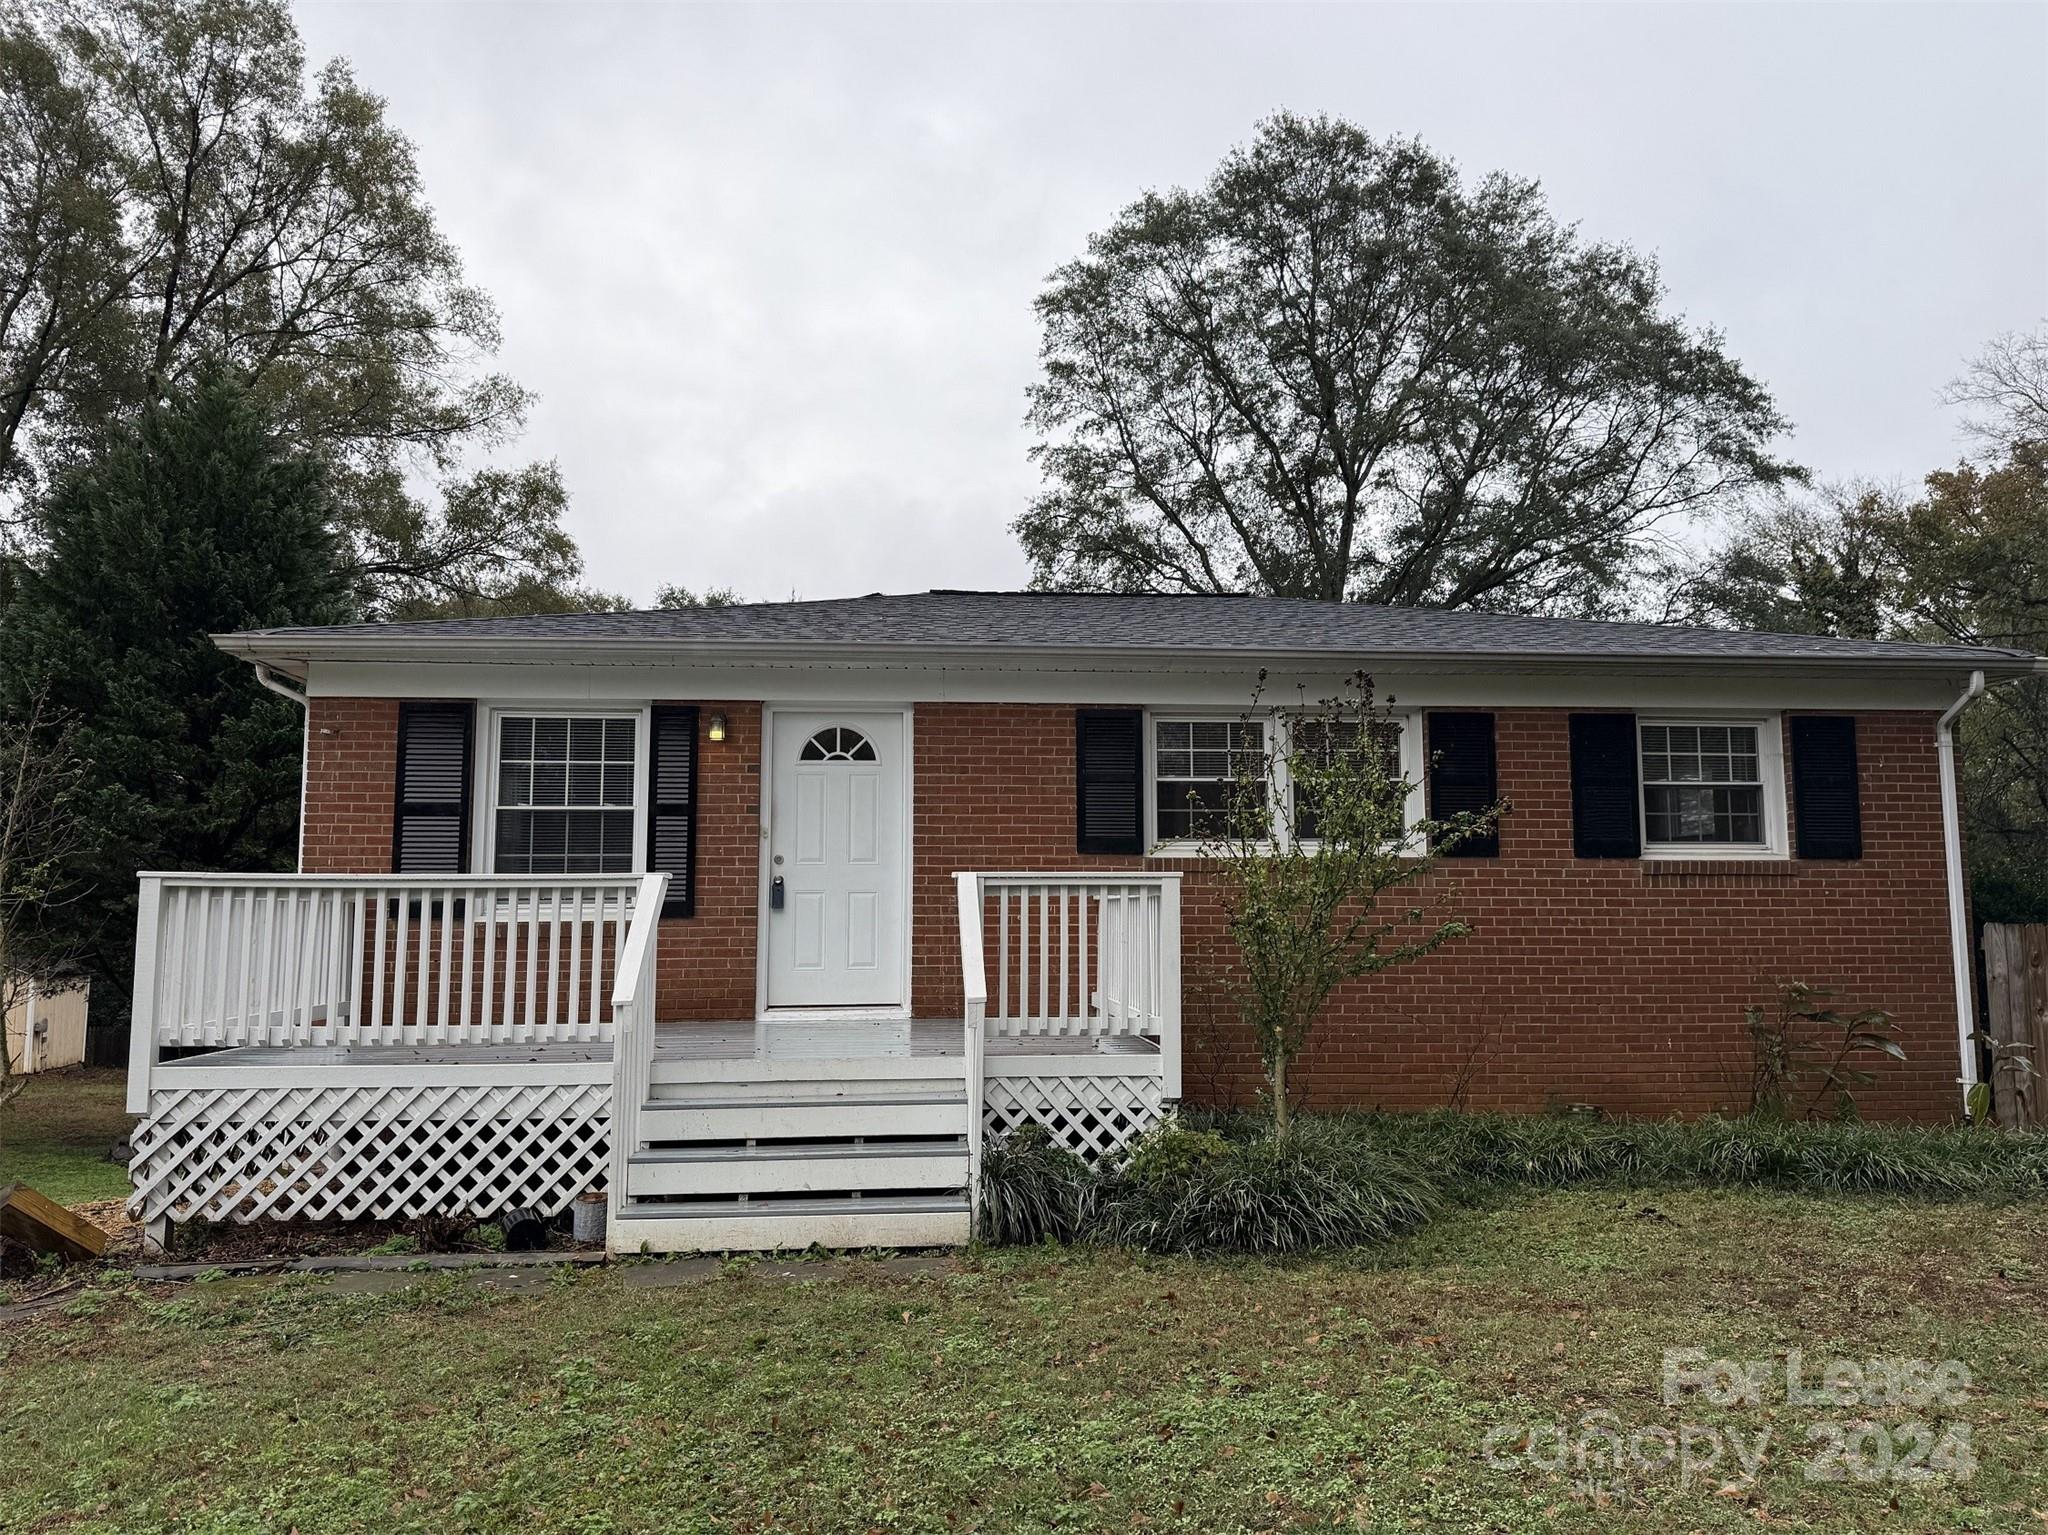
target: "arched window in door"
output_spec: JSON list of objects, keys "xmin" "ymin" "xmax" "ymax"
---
[{"xmin": 799, "ymin": 726, "xmax": 877, "ymax": 763}]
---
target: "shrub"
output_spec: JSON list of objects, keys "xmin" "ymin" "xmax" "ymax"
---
[
  {"xmin": 1120, "ymin": 1124, "xmax": 1237, "ymax": 1190},
  {"xmin": 977, "ymin": 1125, "xmax": 1097, "ymax": 1245},
  {"xmin": 1094, "ymin": 1119, "xmax": 1441, "ymax": 1256},
  {"xmin": 1327, "ymin": 1109, "xmax": 2048, "ymax": 1200},
  {"xmin": 1744, "ymin": 980, "xmax": 1904, "ymax": 1120}
]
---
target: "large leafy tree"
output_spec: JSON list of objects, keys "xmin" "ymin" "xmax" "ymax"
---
[
  {"xmin": 1679, "ymin": 327, "xmax": 2048, "ymax": 920},
  {"xmin": 1662, "ymin": 486, "xmax": 1896, "ymax": 640},
  {"xmin": 0, "ymin": 0, "xmax": 584, "ymax": 615},
  {"xmin": 0, "ymin": 374, "xmax": 348, "ymax": 1030},
  {"xmin": 1020, "ymin": 112, "xmax": 1800, "ymax": 613}
]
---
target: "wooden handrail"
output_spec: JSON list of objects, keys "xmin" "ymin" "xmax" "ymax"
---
[
  {"xmin": 607, "ymin": 872, "xmax": 670, "ymax": 1231},
  {"xmin": 954, "ymin": 873, "xmax": 987, "ymax": 1230},
  {"xmin": 135, "ymin": 872, "xmax": 645, "ymax": 888}
]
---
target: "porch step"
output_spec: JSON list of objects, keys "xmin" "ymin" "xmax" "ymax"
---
[
  {"xmin": 618, "ymin": 1193, "xmax": 969, "ymax": 1220},
  {"xmin": 610, "ymin": 1195, "xmax": 971, "ymax": 1254},
  {"xmin": 620, "ymin": 1077, "xmax": 972, "ymax": 1253},
  {"xmin": 636, "ymin": 1090, "xmax": 967, "ymax": 1143},
  {"xmin": 626, "ymin": 1141, "xmax": 968, "ymax": 1198}
]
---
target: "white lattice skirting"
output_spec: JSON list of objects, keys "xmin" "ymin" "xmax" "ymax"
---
[
  {"xmin": 982, "ymin": 1071, "xmax": 1165, "ymax": 1161},
  {"xmin": 129, "ymin": 1083, "xmax": 611, "ymax": 1225}
]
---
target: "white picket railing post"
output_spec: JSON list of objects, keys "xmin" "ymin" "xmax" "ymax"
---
[
  {"xmin": 127, "ymin": 875, "xmax": 163, "ymax": 1114},
  {"xmin": 955, "ymin": 872, "xmax": 988, "ymax": 1230},
  {"xmin": 1156, "ymin": 873, "xmax": 1182, "ymax": 1103}
]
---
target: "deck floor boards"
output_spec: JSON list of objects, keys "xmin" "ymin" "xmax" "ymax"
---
[{"xmin": 153, "ymin": 1017, "xmax": 1160, "ymax": 1071}]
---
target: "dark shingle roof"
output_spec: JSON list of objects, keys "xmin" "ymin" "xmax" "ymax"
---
[{"xmin": 220, "ymin": 590, "xmax": 2036, "ymax": 669}]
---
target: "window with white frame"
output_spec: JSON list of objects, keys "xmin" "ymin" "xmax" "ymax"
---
[
  {"xmin": 492, "ymin": 714, "xmax": 639, "ymax": 874},
  {"xmin": 1153, "ymin": 718, "xmax": 1268, "ymax": 842},
  {"xmin": 1288, "ymin": 717, "xmax": 1404, "ymax": 842},
  {"xmin": 1639, "ymin": 720, "xmax": 1768, "ymax": 849},
  {"xmin": 1150, "ymin": 713, "xmax": 1417, "ymax": 848}
]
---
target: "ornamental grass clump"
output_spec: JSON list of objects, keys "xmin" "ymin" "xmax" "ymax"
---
[
  {"xmin": 978, "ymin": 1111, "xmax": 2048, "ymax": 1257},
  {"xmin": 976, "ymin": 1125, "xmax": 1098, "ymax": 1245},
  {"xmin": 1330, "ymin": 1109, "xmax": 2048, "ymax": 1200},
  {"xmin": 1093, "ymin": 1120, "xmax": 1442, "ymax": 1256}
]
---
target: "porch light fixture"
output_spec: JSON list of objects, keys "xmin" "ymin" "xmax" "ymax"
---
[{"xmin": 707, "ymin": 713, "xmax": 727, "ymax": 743}]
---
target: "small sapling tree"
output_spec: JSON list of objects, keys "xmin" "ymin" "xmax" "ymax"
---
[
  {"xmin": 0, "ymin": 693, "xmax": 86, "ymax": 1106},
  {"xmin": 1199, "ymin": 673, "xmax": 1505, "ymax": 1132}
]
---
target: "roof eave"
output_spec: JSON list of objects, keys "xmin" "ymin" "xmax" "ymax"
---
[{"xmin": 212, "ymin": 632, "xmax": 2045, "ymax": 685}]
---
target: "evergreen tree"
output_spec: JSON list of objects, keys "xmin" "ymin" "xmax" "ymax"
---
[{"xmin": 1, "ymin": 376, "xmax": 348, "ymax": 1038}]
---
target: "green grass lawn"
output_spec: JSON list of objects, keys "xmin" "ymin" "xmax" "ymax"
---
[
  {"xmin": 0, "ymin": 1066, "xmax": 133, "ymax": 1205},
  {"xmin": 5, "ymin": 1189, "xmax": 2045, "ymax": 1533}
]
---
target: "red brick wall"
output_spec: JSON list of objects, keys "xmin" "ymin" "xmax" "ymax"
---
[
  {"xmin": 910, "ymin": 704, "xmax": 1963, "ymax": 1123},
  {"xmin": 303, "ymin": 697, "xmax": 399, "ymax": 872},
  {"xmin": 301, "ymin": 697, "xmax": 1965, "ymax": 1121},
  {"xmin": 653, "ymin": 704, "xmax": 760, "ymax": 1021}
]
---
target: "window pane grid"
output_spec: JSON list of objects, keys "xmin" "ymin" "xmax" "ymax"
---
[
  {"xmin": 1640, "ymin": 722, "xmax": 1765, "ymax": 847},
  {"xmin": 1155, "ymin": 719, "xmax": 1266, "ymax": 841},
  {"xmin": 495, "ymin": 713, "xmax": 637, "ymax": 874},
  {"xmin": 1290, "ymin": 719, "xmax": 1403, "ymax": 841}
]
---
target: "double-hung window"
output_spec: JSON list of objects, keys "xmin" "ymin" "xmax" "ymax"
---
[
  {"xmin": 491, "ymin": 713, "xmax": 641, "ymax": 874},
  {"xmin": 1153, "ymin": 719, "xmax": 1268, "ymax": 842},
  {"xmin": 1289, "ymin": 718, "xmax": 1405, "ymax": 842},
  {"xmin": 1638, "ymin": 719, "xmax": 1778, "ymax": 853},
  {"xmin": 1149, "ymin": 713, "xmax": 1420, "ymax": 850}
]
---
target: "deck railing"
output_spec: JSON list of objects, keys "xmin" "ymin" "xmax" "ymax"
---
[
  {"xmin": 128, "ymin": 873, "xmax": 646, "ymax": 1111},
  {"xmin": 606, "ymin": 872, "xmax": 670, "ymax": 1218},
  {"xmin": 957, "ymin": 871, "xmax": 1182, "ymax": 1091}
]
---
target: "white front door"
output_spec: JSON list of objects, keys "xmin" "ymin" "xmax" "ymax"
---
[{"xmin": 764, "ymin": 711, "xmax": 908, "ymax": 1010}]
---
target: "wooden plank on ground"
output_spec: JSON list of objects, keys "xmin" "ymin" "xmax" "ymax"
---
[{"xmin": 0, "ymin": 1183, "xmax": 108, "ymax": 1261}]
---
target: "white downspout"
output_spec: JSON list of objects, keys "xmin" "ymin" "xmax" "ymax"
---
[
  {"xmin": 1937, "ymin": 669, "xmax": 1986, "ymax": 1116},
  {"xmin": 251, "ymin": 661, "xmax": 307, "ymax": 709},
  {"xmin": 250, "ymin": 663, "xmax": 311, "ymax": 873}
]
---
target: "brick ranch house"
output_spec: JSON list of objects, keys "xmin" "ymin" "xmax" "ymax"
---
[{"xmin": 124, "ymin": 591, "xmax": 2039, "ymax": 1252}]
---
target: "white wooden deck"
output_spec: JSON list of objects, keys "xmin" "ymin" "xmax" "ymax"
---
[
  {"xmin": 127, "ymin": 870, "xmax": 1181, "ymax": 1251},
  {"xmin": 150, "ymin": 1016, "xmax": 1161, "ymax": 1071}
]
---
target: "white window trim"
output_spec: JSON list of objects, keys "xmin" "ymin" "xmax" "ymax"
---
[
  {"xmin": 471, "ymin": 703, "xmax": 653, "ymax": 876},
  {"xmin": 1636, "ymin": 713, "xmax": 1789, "ymax": 861},
  {"xmin": 1144, "ymin": 708, "xmax": 1425, "ymax": 858}
]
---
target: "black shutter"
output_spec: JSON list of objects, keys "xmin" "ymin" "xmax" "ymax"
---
[
  {"xmin": 648, "ymin": 706, "xmax": 699, "ymax": 917},
  {"xmin": 1790, "ymin": 715, "xmax": 1862, "ymax": 859},
  {"xmin": 1427, "ymin": 712, "xmax": 1499, "ymax": 858},
  {"xmin": 393, "ymin": 702, "xmax": 474, "ymax": 873},
  {"xmin": 1076, "ymin": 709, "xmax": 1144, "ymax": 854},
  {"xmin": 1569, "ymin": 713, "xmax": 1641, "ymax": 859}
]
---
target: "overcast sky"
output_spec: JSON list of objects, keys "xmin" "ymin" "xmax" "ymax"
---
[{"xmin": 292, "ymin": 1, "xmax": 2048, "ymax": 607}]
